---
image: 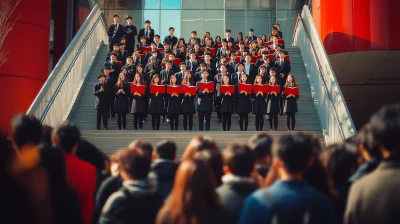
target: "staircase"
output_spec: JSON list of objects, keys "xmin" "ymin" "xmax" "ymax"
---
[{"xmin": 70, "ymin": 45, "xmax": 323, "ymax": 156}]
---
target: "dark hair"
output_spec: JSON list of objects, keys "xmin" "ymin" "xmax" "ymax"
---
[
  {"xmin": 356, "ymin": 125, "xmax": 381, "ymax": 158},
  {"xmin": 118, "ymin": 147, "xmax": 151, "ymax": 179},
  {"xmin": 156, "ymin": 140, "xmax": 177, "ymax": 160},
  {"xmin": 194, "ymin": 150, "xmax": 224, "ymax": 187},
  {"xmin": 270, "ymin": 67, "xmax": 277, "ymax": 72},
  {"xmin": 126, "ymin": 56, "xmax": 133, "ymax": 60},
  {"xmin": 113, "ymin": 14, "xmax": 119, "ymax": 18},
  {"xmin": 126, "ymin": 16, "xmax": 132, "ymax": 20},
  {"xmin": 248, "ymin": 134, "xmax": 273, "ymax": 161},
  {"xmin": 154, "ymin": 34, "xmax": 160, "ymax": 38},
  {"xmin": 11, "ymin": 114, "xmax": 42, "ymax": 148},
  {"xmin": 272, "ymin": 133, "xmax": 313, "ymax": 173},
  {"xmin": 156, "ymin": 160, "xmax": 222, "ymax": 224},
  {"xmin": 129, "ymin": 140, "xmax": 153, "ymax": 158},
  {"xmin": 191, "ymin": 30, "xmax": 197, "ymax": 34},
  {"xmin": 222, "ymin": 143, "xmax": 255, "ymax": 177},
  {"xmin": 322, "ymin": 143, "xmax": 358, "ymax": 185},
  {"xmin": 370, "ymin": 103, "xmax": 400, "ymax": 152},
  {"xmin": 41, "ymin": 125, "xmax": 53, "ymax": 145},
  {"xmin": 226, "ymin": 29, "xmax": 231, "ymax": 33},
  {"xmin": 53, "ymin": 122, "xmax": 81, "ymax": 153},
  {"xmin": 40, "ymin": 144, "xmax": 67, "ymax": 184}
]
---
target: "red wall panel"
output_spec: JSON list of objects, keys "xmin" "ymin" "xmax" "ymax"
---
[
  {"xmin": 313, "ymin": 0, "xmax": 400, "ymax": 55},
  {"xmin": 0, "ymin": 0, "xmax": 51, "ymax": 134}
]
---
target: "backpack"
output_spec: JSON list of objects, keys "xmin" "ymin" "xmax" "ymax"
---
[{"xmin": 263, "ymin": 189, "xmax": 317, "ymax": 224}]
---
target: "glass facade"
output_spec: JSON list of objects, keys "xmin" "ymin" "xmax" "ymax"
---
[{"xmin": 98, "ymin": 0, "xmax": 303, "ymax": 44}]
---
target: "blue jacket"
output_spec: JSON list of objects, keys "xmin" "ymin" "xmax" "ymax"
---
[{"xmin": 239, "ymin": 179, "xmax": 335, "ymax": 224}]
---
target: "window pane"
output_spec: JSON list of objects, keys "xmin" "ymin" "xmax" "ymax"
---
[
  {"xmin": 161, "ymin": 0, "xmax": 181, "ymax": 9},
  {"xmin": 160, "ymin": 10, "xmax": 181, "ymax": 38},
  {"xmin": 143, "ymin": 0, "xmax": 160, "ymax": 9}
]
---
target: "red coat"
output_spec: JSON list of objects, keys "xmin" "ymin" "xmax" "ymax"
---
[{"xmin": 65, "ymin": 153, "xmax": 97, "ymax": 224}]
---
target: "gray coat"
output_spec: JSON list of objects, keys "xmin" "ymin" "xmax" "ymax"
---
[{"xmin": 345, "ymin": 158, "xmax": 400, "ymax": 224}]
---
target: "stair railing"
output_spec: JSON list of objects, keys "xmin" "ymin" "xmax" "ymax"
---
[
  {"xmin": 292, "ymin": 5, "xmax": 356, "ymax": 144},
  {"xmin": 27, "ymin": 4, "xmax": 108, "ymax": 127}
]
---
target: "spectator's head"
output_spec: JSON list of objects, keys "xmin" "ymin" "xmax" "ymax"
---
[
  {"xmin": 41, "ymin": 125, "xmax": 53, "ymax": 145},
  {"xmin": 320, "ymin": 143, "xmax": 358, "ymax": 186},
  {"xmin": 356, "ymin": 125, "xmax": 381, "ymax": 160},
  {"xmin": 194, "ymin": 149, "xmax": 224, "ymax": 187},
  {"xmin": 154, "ymin": 34, "xmax": 160, "ymax": 42},
  {"xmin": 201, "ymin": 70, "xmax": 209, "ymax": 80},
  {"xmin": 225, "ymin": 29, "xmax": 231, "ymax": 37},
  {"xmin": 370, "ymin": 103, "xmax": 400, "ymax": 156},
  {"xmin": 248, "ymin": 134, "xmax": 273, "ymax": 166},
  {"xmin": 182, "ymin": 135, "xmax": 218, "ymax": 161},
  {"xmin": 157, "ymin": 159, "xmax": 222, "ymax": 223},
  {"xmin": 11, "ymin": 114, "xmax": 42, "ymax": 149},
  {"xmin": 222, "ymin": 143, "xmax": 255, "ymax": 177},
  {"xmin": 129, "ymin": 140, "xmax": 153, "ymax": 158},
  {"xmin": 191, "ymin": 30, "xmax": 197, "ymax": 38},
  {"xmin": 155, "ymin": 140, "xmax": 177, "ymax": 161},
  {"xmin": 249, "ymin": 28, "xmax": 254, "ymax": 36},
  {"xmin": 52, "ymin": 122, "xmax": 81, "ymax": 154},
  {"xmin": 272, "ymin": 133, "xmax": 313, "ymax": 176},
  {"xmin": 117, "ymin": 147, "xmax": 151, "ymax": 181}
]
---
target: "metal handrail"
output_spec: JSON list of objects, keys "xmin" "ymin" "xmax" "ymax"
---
[
  {"xmin": 27, "ymin": 4, "xmax": 107, "ymax": 117},
  {"xmin": 292, "ymin": 5, "xmax": 356, "ymax": 141}
]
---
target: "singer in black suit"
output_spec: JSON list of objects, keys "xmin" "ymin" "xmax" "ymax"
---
[
  {"xmin": 196, "ymin": 71, "xmax": 214, "ymax": 131},
  {"xmin": 94, "ymin": 74, "xmax": 110, "ymax": 130},
  {"xmin": 124, "ymin": 16, "xmax": 138, "ymax": 54},
  {"xmin": 108, "ymin": 15, "xmax": 124, "ymax": 52},
  {"xmin": 137, "ymin": 20, "xmax": 155, "ymax": 45},
  {"xmin": 163, "ymin": 27, "xmax": 178, "ymax": 49}
]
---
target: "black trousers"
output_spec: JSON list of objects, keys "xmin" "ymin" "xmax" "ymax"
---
[
  {"xmin": 109, "ymin": 97, "xmax": 115, "ymax": 117},
  {"xmin": 279, "ymin": 96, "xmax": 284, "ymax": 114},
  {"xmin": 96, "ymin": 109, "xmax": 108, "ymax": 129},
  {"xmin": 151, "ymin": 114, "xmax": 161, "ymax": 130},
  {"xmin": 286, "ymin": 112, "xmax": 296, "ymax": 130},
  {"xmin": 269, "ymin": 113, "xmax": 278, "ymax": 130},
  {"xmin": 183, "ymin": 113, "xmax": 194, "ymax": 130},
  {"xmin": 117, "ymin": 113, "xmax": 127, "ymax": 129},
  {"xmin": 133, "ymin": 113, "xmax": 145, "ymax": 130},
  {"xmin": 239, "ymin": 113, "xmax": 249, "ymax": 131},
  {"xmin": 216, "ymin": 99, "xmax": 222, "ymax": 120},
  {"xmin": 222, "ymin": 112, "xmax": 232, "ymax": 131},
  {"xmin": 163, "ymin": 98, "xmax": 169, "ymax": 120},
  {"xmin": 198, "ymin": 110, "xmax": 212, "ymax": 131},
  {"xmin": 169, "ymin": 114, "xmax": 179, "ymax": 130},
  {"xmin": 255, "ymin": 114, "xmax": 264, "ymax": 131}
]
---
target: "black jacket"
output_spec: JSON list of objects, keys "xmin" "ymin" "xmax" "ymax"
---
[
  {"xmin": 160, "ymin": 69, "xmax": 176, "ymax": 85},
  {"xmin": 252, "ymin": 94, "xmax": 268, "ymax": 114},
  {"xmin": 236, "ymin": 92, "xmax": 252, "ymax": 113},
  {"xmin": 181, "ymin": 95, "xmax": 196, "ymax": 114},
  {"xmin": 216, "ymin": 175, "xmax": 258, "ymax": 223},
  {"xmin": 267, "ymin": 93, "xmax": 280, "ymax": 114},
  {"xmin": 92, "ymin": 175, "xmax": 123, "ymax": 224},
  {"xmin": 123, "ymin": 25, "xmax": 137, "ymax": 49},
  {"xmin": 108, "ymin": 24, "xmax": 124, "ymax": 44},
  {"xmin": 196, "ymin": 81, "xmax": 214, "ymax": 111},
  {"xmin": 167, "ymin": 93, "xmax": 182, "ymax": 114},
  {"xmin": 113, "ymin": 83, "xmax": 130, "ymax": 113},
  {"xmin": 218, "ymin": 93, "xmax": 235, "ymax": 113},
  {"xmin": 186, "ymin": 59, "xmax": 199, "ymax": 72},
  {"xmin": 283, "ymin": 91, "xmax": 299, "ymax": 113},
  {"xmin": 137, "ymin": 28, "xmax": 155, "ymax": 45},
  {"xmin": 244, "ymin": 63, "xmax": 258, "ymax": 84},
  {"xmin": 99, "ymin": 179, "xmax": 163, "ymax": 224},
  {"xmin": 148, "ymin": 93, "xmax": 165, "ymax": 114},
  {"xmin": 150, "ymin": 159, "xmax": 179, "ymax": 200},
  {"xmin": 94, "ymin": 83, "xmax": 111, "ymax": 112},
  {"xmin": 163, "ymin": 35, "xmax": 178, "ymax": 47},
  {"xmin": 132, "ymin": 94, "xmax": 148, "ymax": 114}
]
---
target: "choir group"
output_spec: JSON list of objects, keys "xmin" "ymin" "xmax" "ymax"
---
[{"xmin": 94, "ymin": 14, "xmax": 299, "ymax": 131}]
